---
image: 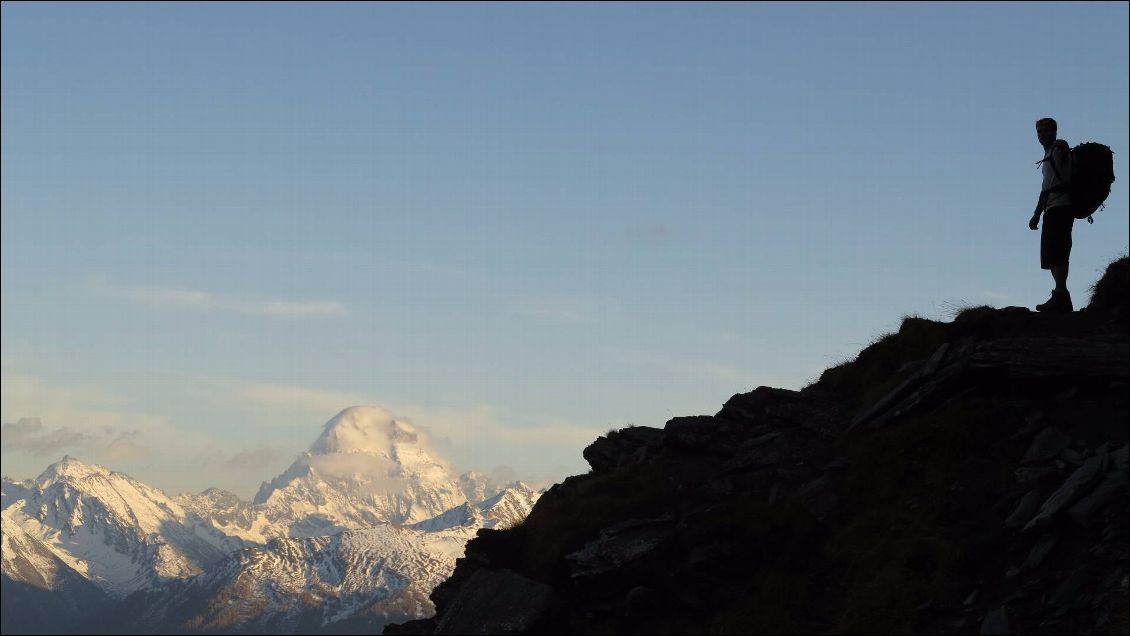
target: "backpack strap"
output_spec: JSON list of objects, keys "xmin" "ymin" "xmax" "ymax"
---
[
  {"xmin": 1041, "ymin": 143, "xmax": 1090, "ymax": 222},
  {"xmin": 1041, "ymin": 142, "xmax": 1069, "ymax": 194}
]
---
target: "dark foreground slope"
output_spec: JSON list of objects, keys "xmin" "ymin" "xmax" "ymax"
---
[{"xmin": 388, "ymin": 257, "xmax": 1129, "ymax": 635}]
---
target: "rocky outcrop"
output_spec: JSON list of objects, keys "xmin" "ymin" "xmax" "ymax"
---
[
  {"xmin": 387, "ymin": 257, "xmax": 1130, "ymax": 635},
  {"xmin": 429, "ymin": 568, "xmax": 558, "ymax": 635}
]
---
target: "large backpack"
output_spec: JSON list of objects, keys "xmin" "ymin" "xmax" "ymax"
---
[{"xmin": 1048, "ymin": 142, "xmax": 1116, "ymax": 223}]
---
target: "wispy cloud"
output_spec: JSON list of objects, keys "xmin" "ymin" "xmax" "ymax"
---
[
  {"xmin": 0, "ymin": 417, "xmax": 151, "ymax": 459},
  {"xmin": 221, "ymin": 448, "xmax": 286, "ymax": 473},
  {"xmin": 2, "ymin": 371, "xmax": 593, "ymax": 491},
  {"xmin": 2, "ymin": 418, "xmax": 89, "ymax": 455},
  {"xmin": 86, "ymin": 277, "xmax": 348, "ymax": 317},
  {"xmin": 0, "ymin": 373, "xmax": 215, "ymax": 469},
  {"xmin": 0, "ymin": 372, "xmax": 301, "ymax": 494},
  {"xmin": 240, "ymin": 383, "xmax": 376, "ymax": 416},
  {"xmin": 2, "ymin": 373, "xmax": 162, "ymax": 432},
  {"xmin": 100, "ymin": 438, "xmax": 152, "ymax": 461},
  {"xmin": 237, "ymin": 381, "xmax": 604, "ymax": 452}
]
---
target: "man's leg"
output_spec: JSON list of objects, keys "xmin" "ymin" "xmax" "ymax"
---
[
  {"xmin": 1042, "ymin": 262, "xmax": 1074, "ymax": 311},
  {"xmin": 1051, "ymin": 263, "xmax": 1069, "ymax": 293},
  {"xmin": 1040, "ymin": 208, "xmax": 1074, "ymax": 311}
]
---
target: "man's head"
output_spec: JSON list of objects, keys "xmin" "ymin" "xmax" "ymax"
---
[{"xmin": 1036, "ymin": 117, "xmax": 1058, "ymax": 148}]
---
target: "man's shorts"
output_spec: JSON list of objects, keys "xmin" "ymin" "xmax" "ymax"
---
[{"xmin": 1041, "ymin": 206, "xmax": 1075, "ymax": 270}]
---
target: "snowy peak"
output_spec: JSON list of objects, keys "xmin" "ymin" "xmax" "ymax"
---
[
  {"xmin": 409, "ymin": 502, "xmax": 485, "ymax": 533},
  {"xmin": 249, "ymin": 407, "xmax": 468, "ymax": 530},
  {"xmin": 28, "ymin": 457, "xmax": 180, "ymax": 536},
  {"xmin": 252, "ymin": 458, "xmax": 315, "ymax": 506},
  {"xmin": 299, "ymin": 406, "xmax": 456, "ymax": 485},
  {"xmin": 309, "ymin": 406, "xmax": 419, "ymax": 457},
  {"xmin": 478, "ymin": 483, "xmax": 540, "ymax": 530},
  {"xmin": 34, "ymin": 455, "xmax": 112, "ymax": 485},
  {"xmin": 3, "ymin": 456, "xmax": 233, "ymax": 597},
  {"xmin": 175, "ymin": 489, "xmax": 256, "ymax": 539},
  {"xmin": 457, "ymin": 470, "xmax": 495, "ymax": 502},
  {"xmin": 1, "ymin": 477, "xmax": 32, "ymax": 510},
  {"xmin": 409, "ymin": 483, "xmax": 542, "ymax": 533}
]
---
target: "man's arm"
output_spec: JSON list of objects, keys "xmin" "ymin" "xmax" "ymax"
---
[{"xmin": 1030, "ymin": 192, "xmax": 1046, "ymax": 230}]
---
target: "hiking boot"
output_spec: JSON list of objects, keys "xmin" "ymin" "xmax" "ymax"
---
[{"xmin": 1036, "ymin": 290, "xmax": 1073, "ymax": 313}]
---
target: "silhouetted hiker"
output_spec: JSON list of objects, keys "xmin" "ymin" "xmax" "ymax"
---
[{"xmin": 1029, "ymin": 117, "xmax": 1075, "ymax": 313}]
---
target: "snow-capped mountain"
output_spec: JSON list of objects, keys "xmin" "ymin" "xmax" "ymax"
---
[
  {"xmin": 247, "ymin": 407, "xmax": 469, "ymax": 541},
  {"xmin": 176, "ymin": 487, "xmax": 258, "ymax": 539},
  {"xmin": 409, "ymin": 482, "xmax": 540, "ymax": 532},
  {"xmin": 456, "ymin": 469, "xmax": 511, "ymax": 503},
  {"xmin": 1, "ymin": 503, "xmax": 98, "ymax": 594},
  {"xmin": 114, "ymin": 482, "xmax": 541, "ymax": 634},
  {"xmin": 1, "ymin": 457, "xmax": 233, "ymax": 597},
  {"xmin": 478, "ymin": 482, "xmax": 541, "ymax": 530},
  {"xmin": 115, "ymin": 525, "xmax": 455, "ymax": 634},
  {"xmin": 1, "ymin": 518, "xmax": 111, "ymax": 634},
  {"xmin": 1, "ymin": 406, "xmax": 545, "ymax": 633}
]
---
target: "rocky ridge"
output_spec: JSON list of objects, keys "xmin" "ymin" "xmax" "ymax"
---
[{"xmin": 388, "ymin": 257, "xmax": 1129, "ymax": 635}]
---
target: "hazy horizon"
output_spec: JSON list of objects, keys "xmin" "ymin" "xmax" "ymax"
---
[{"xmin": 3, "ymin": 2, "xmax": 1128, "ymax": 498}]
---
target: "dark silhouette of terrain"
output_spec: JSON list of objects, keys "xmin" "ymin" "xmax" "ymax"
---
[{"xmin": 387, "ymin": 256, "xmax": 1129, "ymax": 635}]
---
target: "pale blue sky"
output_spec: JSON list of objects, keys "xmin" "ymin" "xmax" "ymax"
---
[{"xmin": 3, "ymin": 2, "xmax": 1128, "ymax": 497}]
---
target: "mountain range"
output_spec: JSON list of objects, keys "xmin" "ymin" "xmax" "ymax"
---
[{"xmin": 1, "ymin": 406, "xmax": 541, "ymax": 634}]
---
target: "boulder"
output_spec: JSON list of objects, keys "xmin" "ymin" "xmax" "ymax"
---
[
  {"xmin": 791, "ymin": 474, "xmax": 839, "ymax": 522},
  {"xmin": 1021, "ymin": 536, "xmax": 1057, "ymax": 570},
  {"xmin": 432, "ymin": 568, "xmax": 557, "ymax": 635},
  {"xmin": 717, "ymin": 386, "xmax": 843, "ymax": 435},
  {"xmin": 723, "ymin": 432, "xmax": 791, "ymax": 473},
  {"xmin": 1020, "ymin": 427, "xmax": 1073, "ymax": 465},
  {"xmin": 1067, "ymin": 471, "xmax": 1128, "ymax": 528},
  {"xmin": 1004, "ymin": 490, "xmax": 1043, "ymax": 530},
  {"xmin": 1024, "ymin": 448, "xmax": 1108, "ymax": 532},
  {"xmin": 664, "ymin": 416, "xmax": 738, "ymax": 453},
  {"xmin": 980, "ymin": 605, "xmax": 1010, "ymax": 635},
  {"xmin": 565, "ymin": 515, "xmax": 676, "ymax": 580},
  {"xmin": 583, "ymin": 426, "xmax": 664, "ymax": 472}
]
